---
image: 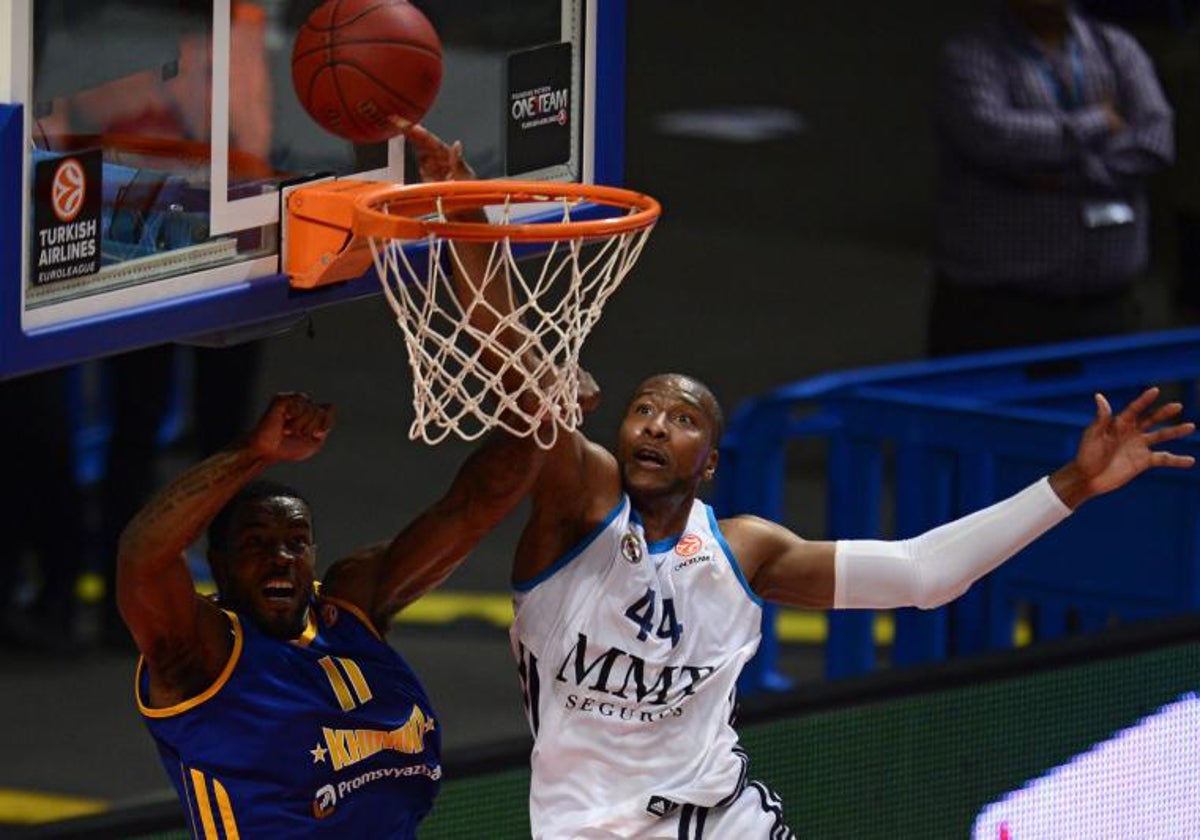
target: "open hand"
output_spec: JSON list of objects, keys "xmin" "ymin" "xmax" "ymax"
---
[
  {"xmin": 247, "ymin": 393, "xmax": 335, "ymax": 463},
  {"xmin": 403, "ymin": 123, "xmax": 475, "ymax": 183},
  {"xmin": 1053, "ymin": 387, "xmax": 1195, "ymax": 508}
]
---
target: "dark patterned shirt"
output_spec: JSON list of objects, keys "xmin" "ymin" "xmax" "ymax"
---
[{"xmin": 934, "ymin": 8, "xmax": 1174, "ymax": 296}]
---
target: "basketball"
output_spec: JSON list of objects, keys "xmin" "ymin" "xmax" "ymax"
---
[{"xmin": 291, "ymin": 0, "xmax": 443, "ymax": 144}]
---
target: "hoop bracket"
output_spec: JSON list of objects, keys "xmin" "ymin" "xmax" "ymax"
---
[{"xmin": 284, "ymin": 179, "xmax": 389, "ymax": 289}]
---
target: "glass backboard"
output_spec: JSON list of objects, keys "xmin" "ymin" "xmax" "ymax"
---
[{"xmin": 0, "ymin": 0, "xmax": 625, "ymax": 378}]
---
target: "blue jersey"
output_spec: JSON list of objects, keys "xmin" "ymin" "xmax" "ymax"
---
[{"xmin": 137, "ymin": 595, "xmax": 441, "ymax": 838}]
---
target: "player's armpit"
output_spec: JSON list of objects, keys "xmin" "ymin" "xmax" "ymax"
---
[
  {"xmin": 319, "ymin": 542, "xmax": 391, "ymax": 623},
  {"xmin": 513, "ymin": 432, "xmax": 622, "ymax": 583},
  {"xmin": 724, "ymin": 515, "xmax": 837, "ymax": 609},
  {"xmin": 127, "ymin": 580, "xmax": 234, "ymax": 707}
]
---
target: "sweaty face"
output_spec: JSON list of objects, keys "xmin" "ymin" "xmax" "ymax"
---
[
  {"xmin": 210, "ymin": 495, "xmax": 316, "ymax": 640},
  {"xmin": 616, "ymin": 375, "xmax": 720, "ymax": 500}
]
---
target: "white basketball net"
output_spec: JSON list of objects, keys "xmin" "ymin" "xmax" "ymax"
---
[{"xmin": 368, "ymin": 194, "xmax": 655, "ymax": 448}]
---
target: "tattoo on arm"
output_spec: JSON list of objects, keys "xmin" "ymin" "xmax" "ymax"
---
[{"xmin": 121, "ymin": 448, "xmax": 269, "ymax": 573}]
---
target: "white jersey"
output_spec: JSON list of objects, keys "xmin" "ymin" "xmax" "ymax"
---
[{"xmin": 511, "ymin": 496, "xmax": 764, "ymax": 839}]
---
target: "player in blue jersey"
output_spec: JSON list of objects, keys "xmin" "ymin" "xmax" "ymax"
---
[{"xmin": 117, "ymin": 128, "xmax": 546, "ymax": 836}]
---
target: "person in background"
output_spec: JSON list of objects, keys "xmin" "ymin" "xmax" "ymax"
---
[{"xmin": 930, "ymin": 0, "xmax": 1174, "ymax": 356}]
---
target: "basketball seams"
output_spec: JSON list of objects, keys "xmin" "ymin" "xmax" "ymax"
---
[
  {"xmin": 330, "ymin": 64, "xmax": 362, "ymax": 139},
  {"xmin": 299, "ymin": 0, "xmax": 435, "ymax": 34},
  {"xmin": 291, "ymin": 40, "xmax": 441, "ymax": 64},
  {"xmin": 296, "ymin": 54, "xmax": 435, "ymax": 122},
  {"xmin": 324, "ymin": 62, "xmax": 427, "ymax": 138},
  {"xmin": 291, "ymin": 0, "xmax": 442, "ymax": 143},
  {"xmin": 337, "ymin": 64, "xmax": 428, "ymax": 113}
]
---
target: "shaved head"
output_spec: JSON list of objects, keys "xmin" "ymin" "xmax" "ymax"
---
[{"xmin": 631, "ymin": 373, "xmax": 725, "ymax": 444}]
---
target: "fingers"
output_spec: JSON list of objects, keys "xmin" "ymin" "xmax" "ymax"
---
[
  {"xmin": 269, "ymin": 393, "xmax": 335, "ymax": 439},
  {"xmin": 1137, "ymin": 385, "xmax": 1195, "ymax": 469},
  {"xmin": 400, "ymin": 123, "xmax": 474, "ymax": 182},
  {"xmin": 1139, "ymin": 401, "xmax": 1184, "ymax": 431},
  {"xmin": 1114, "ymin": 386, "xmax": 1160, "ymax": 424},
  {"xmin": 444, "ymin": 139, "xmax": 474, "ymax": 179},
  {"xmin": 1093, "ymin": 392, "xmax": 1113, "ymax": 425},
  {"xmin": 1145, "ymin": 420, "xmax": 1196, "ymax": 446},
  {"xmin": 292, "ymin": 403, "xmax": 335, "ymax": 441},
  {"xmin": 1152, "ymin": 451, "xmax": 1196, "ymax": 469},
  {"xmin": 402, "ymin": 122, "xmax": 443, "ymax": 150},
  {"xmin": 266, "ymin": 392, "xmax": 307, "ymax": 422},
  {"xmin": 576, "ymin": 368, "xmax": 601, "ymax": 414}
]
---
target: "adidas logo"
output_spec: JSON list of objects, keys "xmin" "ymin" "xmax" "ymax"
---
[{"xmin": 646, "ymin": 796, "xmax": 679, "ymax": 817}]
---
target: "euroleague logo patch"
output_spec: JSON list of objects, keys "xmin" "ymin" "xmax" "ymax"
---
[
  {"xmin": 51, "ymin": 158, "xmax": 86, "ymax": 223},
  {"xmin": 672, "ymin": 534, "xmax": 713, "ymax": 572}
]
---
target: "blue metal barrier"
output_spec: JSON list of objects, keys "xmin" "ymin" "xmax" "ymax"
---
[{"xmin": 716, "ymin": 327, "xmax": 1200, "ymax": 689}]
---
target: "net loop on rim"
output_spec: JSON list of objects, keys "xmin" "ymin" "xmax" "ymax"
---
[{"xmin": 359, "ymin": 179, "xmax": 660, "ymax": 449}]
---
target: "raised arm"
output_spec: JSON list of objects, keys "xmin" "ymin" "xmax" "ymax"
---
[
  {"xmin": 735, "ymin": 388, "xmax": 1194, "ymax": 610},
  {"xmin": 321, "ymin": 127, "xmax": 608, "ymax": 627},
  {"xmin": 512, "ymin": 375, "xmax": 623, "ymax": 584},
  {"xmin": 117, "ymin": 394, "xmax": 332, "ymax": 686},
  {"xmin": 321, "ymin": 429, "xmax": 547, "ymax": 631},
  {"xmin": 404, "ymin": 124, "xmax": 540, "ymax": 399}
]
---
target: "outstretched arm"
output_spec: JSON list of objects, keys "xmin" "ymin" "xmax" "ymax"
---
[
  {"xmin": 322, "ymin": 127, "xmax": 576, "ymax": 629},
  {"xmin": 117, "ymin": 394, "xmax": 333, "ymax": 685},
  {"xmin": 404, "ymin": 124, "xmax": 537, "ymax": 400},
  {"xmin": 737, "ymin": 388, "xmax": 1194, "ymax": 609},
  {"xmin": 324, "ymin": 373, "xmax": 606, "ymax": 631},
  {"xmin": 322, "ymin": 430, "xmax": 545, "ymax": 631}
]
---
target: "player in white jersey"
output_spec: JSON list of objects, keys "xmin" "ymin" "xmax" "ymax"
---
[{"xmin": 508, "ymin": 373, "xmax": 1194, "ymax": 838}]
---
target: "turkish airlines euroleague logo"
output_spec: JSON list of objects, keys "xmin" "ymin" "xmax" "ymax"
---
[
  {"xmin": 50, "ymin": 158, "xmax": 86, "ymax": 223},
  {"xmin": 31, "ymin": 148, "xmax": 100, "ymax": 286}
]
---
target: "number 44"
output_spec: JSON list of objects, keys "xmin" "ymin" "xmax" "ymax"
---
[{"xmin": 624, "ymin": 587, "xmax": 683, "ymax": 648}]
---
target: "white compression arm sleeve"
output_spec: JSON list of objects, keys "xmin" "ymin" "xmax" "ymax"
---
[{"xmin": 833, "ymin": 477, "xmax": 1072, "ymax": 610}]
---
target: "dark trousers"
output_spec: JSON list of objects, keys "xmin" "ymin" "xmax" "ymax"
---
[{"xmin": 927, "ymin": 274, "xmax": 1141, "ymax": 358}]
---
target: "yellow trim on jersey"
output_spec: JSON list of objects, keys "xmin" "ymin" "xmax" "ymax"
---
[
  {"xmin": 338, "ymin": 657, "xmax": 374, "ymax": 704},
  {"xmin": 136, "ymin": 611, "xmax": 245, "ymax": 719},
  {"xmin": 179, "ymin": 762, "xmax": 197, "ymax": 836},
  {"xmin": 291, "ymin": 608, "xmax": 319, "ymax": 647},
  {"xmin": 212, "ymin": 779, "xmax": 240, "ymax": 839},
  {"xmin": 318, "ymin": 656, "xmax": 357, "ymax": 711},
  {"xmin": 189, "ymin": 768, "xmax": 219, "ymax": 839},
  {"xmin": 322, "ymin": 594, "xmax": 385, "ymax": 642}
]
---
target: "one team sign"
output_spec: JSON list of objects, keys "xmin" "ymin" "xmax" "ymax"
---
[
  {"xmin": 31, "ymin": 149, "xmax": 102, "ymax": 286},
  {"xmin": 506, "ymin": 42, "xmax": 572, "ymax": 175}
]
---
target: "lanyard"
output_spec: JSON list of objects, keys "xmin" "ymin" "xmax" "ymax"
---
[{"xmin": 1029, "ymin": 39, "xmax": 1086, "ymax": 111}]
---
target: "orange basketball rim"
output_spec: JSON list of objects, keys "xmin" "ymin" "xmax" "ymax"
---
[
  {"xmin": 283, "ymin": 177, "xmax": 662, "ymax": 448},
  {"xmin": 284, "ymin": 178, "xmax": 661, "ymax": 288}
]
